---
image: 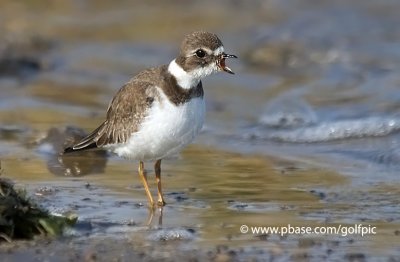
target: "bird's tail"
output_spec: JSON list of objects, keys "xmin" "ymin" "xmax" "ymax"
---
[
  {"xmin": 63, "ymin": 125, "xmax": 103, "ymax": 154},
  {"xmin": 63, "ymin": 142, "xmax": 98, "ymax": 154}
]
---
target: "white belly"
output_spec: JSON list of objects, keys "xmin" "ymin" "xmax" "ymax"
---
[{"xmin": 106, "ymin": 95, "xmax": 205, "ymax": 161}]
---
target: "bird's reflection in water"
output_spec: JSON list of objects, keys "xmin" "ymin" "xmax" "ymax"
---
[
  {"xmin": 146, "ymin": 207, "xmax": 164, "ymax": 227},
  {"xmin": 37, "ymin": 126, "xmax": 108, "ymax": 177},
  {"xmin": 37, "ymin": 127, "xmax": 166, "ymax": 228}
]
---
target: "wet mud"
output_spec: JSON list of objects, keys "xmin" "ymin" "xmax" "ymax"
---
[{"xmin": 1, "ymin": 0, "xmax": 400, "ymax": 261}]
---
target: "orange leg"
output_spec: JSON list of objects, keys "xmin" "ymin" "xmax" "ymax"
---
[
  {"xmin": 154, "ymin": 159, "xmax": 166, "ymax": 206},
  {"xmin": 138, "ymin": 161, "xmax": 154, "ymax": 206}
]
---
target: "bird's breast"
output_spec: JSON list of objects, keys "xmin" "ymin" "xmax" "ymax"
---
[
  {"xmin": 110, "ymin": 91, "xmax": 205, "ymax": 160},
  {"xmin": 149, "ymin": 95, "xmax": 205, "ymax": 140}
]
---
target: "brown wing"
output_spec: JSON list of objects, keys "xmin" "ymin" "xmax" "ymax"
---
[{"xmin": 66, "ymin": 80, "xmax": 156, "ymax": 152}]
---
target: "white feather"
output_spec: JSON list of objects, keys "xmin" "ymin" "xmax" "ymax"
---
[
  {"xmin": 168, "ymin": 59, "xmax": 218, "ymax": 89},
  {"xmin": 105, "ymin": 88, "xmax": 205, "ymax": 161},
  {"xmin": 213, "ymin": 46, "xmax": 225, "ymax": 56}
]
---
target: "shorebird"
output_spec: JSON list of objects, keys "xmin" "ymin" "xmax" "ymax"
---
[{"xmin": 64, "ymin": 31, "xmax": 236, "ymax": 207}]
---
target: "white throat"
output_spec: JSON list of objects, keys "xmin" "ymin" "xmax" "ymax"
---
[{"xmin": 168, "ymin": 59, "xmax": 218, "ymax": 89}]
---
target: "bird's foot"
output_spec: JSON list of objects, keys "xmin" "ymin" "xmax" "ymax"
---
[{"xmin": 157, "ymin": 199, "xmax": 166, "ymax": 207}]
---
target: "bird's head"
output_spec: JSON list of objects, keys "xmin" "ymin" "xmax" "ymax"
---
[{"xmin": 170, "ymin": 31, "xmax": 237, "ymax": 88}]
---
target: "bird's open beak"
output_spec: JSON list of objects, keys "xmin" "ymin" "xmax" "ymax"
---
[{"xmin": 218, "ymin": 53, "xmax": 237, "ymax": 74}]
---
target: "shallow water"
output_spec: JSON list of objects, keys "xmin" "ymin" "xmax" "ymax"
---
[{"xmin": 1, "ymin": 0, "xmax": 400, "ymax": 261}]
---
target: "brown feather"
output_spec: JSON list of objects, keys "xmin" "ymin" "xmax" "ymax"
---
[{"xmin": 65, "ymin": 63, "xmax": 204, "ymax": 153}]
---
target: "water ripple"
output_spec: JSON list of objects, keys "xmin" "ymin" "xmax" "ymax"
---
[{"xmin": 248, "ymin": 116, "xmax": 400, "ymax": 143}]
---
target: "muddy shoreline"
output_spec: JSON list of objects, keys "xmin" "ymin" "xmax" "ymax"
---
[{"xmin": 1, "ymin": 0, "xmax": 400, "ymax": 261}]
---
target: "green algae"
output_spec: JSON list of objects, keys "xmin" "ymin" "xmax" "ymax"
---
[{"xmin": 0, "ymin": 163, "xmax": 76, "ymax": 242}]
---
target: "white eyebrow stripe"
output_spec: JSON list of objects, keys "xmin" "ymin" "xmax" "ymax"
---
[
  {"xmin": 202, "ymin": 47, "xmax": 213, "ymax": 55},
  {"xmin": 190, "ymin": 47, "xmax": 213, "ymax": 56},
  {"xmin": 189, "ymin": 46, "xmax": 225, "ymax": 57}
]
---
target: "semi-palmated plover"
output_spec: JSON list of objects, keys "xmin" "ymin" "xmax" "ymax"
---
[{"xmin": 64, "ymin": 31, "xmax": 236, "ymax": 207}]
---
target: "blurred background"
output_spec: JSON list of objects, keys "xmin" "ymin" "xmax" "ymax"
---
[{"xmin": 1, "ymin": 0, "xmax": 400, "ymax": 260}]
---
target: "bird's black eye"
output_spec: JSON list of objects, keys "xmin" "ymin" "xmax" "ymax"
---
[{"xmin": 195, "ymin": 49, "xmax": 206, "ymax": 58}]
